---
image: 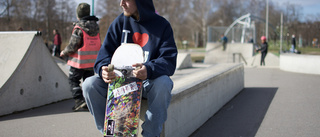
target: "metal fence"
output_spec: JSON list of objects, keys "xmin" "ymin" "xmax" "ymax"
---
[{"xmin": 208, "ymin": 26, "xmax": 255, "ymax": 43}]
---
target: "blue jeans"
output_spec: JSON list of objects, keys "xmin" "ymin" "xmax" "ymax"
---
[{"xmin": 82, "ymin": 75, "xmax": 173, "ymax": 137}]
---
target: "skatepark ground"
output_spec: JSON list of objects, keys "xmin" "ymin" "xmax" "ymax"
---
[{"xmin": 1, "ymin": 62, "xmax": 320, "ymax": 137}]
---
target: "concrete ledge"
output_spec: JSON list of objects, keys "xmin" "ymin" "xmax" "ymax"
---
[
  {"xmin": 165, "ymin": 63, "xmax": 244, "ymax": 137},
  {"xmin": 280, "ymin": 54, "xmax": 320, "ymax": 75},
  {"xmin": 139, "ymin": 63, "xmax": 244, "ymax": 137}
]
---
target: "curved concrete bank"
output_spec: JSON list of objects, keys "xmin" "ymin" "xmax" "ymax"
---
[
  {"xmin": 204, "ymin": 42, "xmax": 253, "ymax": 64},
  {"xmin": 139, "ymin": 63, "xmax": 244, "ymax": 137},
  {"xmin": 280, "ymin": 53, "xmax": 320, "ymax": 75},
  {"xmin": 0, "ymin": 32, "xmax": 70, "ymax": 116}
]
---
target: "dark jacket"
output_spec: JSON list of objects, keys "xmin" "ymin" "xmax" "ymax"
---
[
  {"xmin": 292, "ymin": 37, "xmax": 296, "ymax": 46},
  {"xmin": 94, "ymin": 0, "xmax": 177, "ymax": 80},
  {"xmin": 258, "ymin": 42, "xmax": 268, "ymax": 54},
  {"xmin": 62, "ymin": 16, "xmax": 100, "ymax": 56}
]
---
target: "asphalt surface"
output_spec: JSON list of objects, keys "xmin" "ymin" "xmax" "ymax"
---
[
  {"xmin": 190, "ymin": 67, "xmax": 320, "ymax": 137},
  {"xmin": 1, "ymin": 67, "xmax": 320, "ymax": 137}
]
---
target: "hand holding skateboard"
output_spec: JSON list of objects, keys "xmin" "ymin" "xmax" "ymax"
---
[
  {"xmin": 103, "ymin": 63, "xmax": 147, "ymax": 82},
  {"xmin": 102, "ymin": 66, "xmax": 116, "ymax": 83},
  {"xmin": 132, "ymin": 63, "xmax": 147, "ymax": 80}
]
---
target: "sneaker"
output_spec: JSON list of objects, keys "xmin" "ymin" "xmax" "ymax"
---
[
  {"xmin": 81, "ymin": 105, "xmax": 89, "ymax": 112},
  {"xmin": 72, "ymin": 99, "xmax": 87, "ymax": 112}
]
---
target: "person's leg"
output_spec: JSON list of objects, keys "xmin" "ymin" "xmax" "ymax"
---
[
  {"xmin": 80, "ymin": 69, "xmax": 94, "ymax": 110},
  {"xmin": 69, "ymin": 67, "xmax": 83, "ymax": 99},
  {"xmin": 261, "ymin": 53, "xmax": 267, "ymax": 66},
  {"xmin": 82, "ymin": 75, "xmax": 108, "ymax": 134},
  {"xmin": 56, "ymin": 45, "xmax": 61, "ymax": 56},
  {"xmin": 141, "ymin": 75, "xmax": 173, "ymax": 137},
  {"xmin": 260, "ymin": 53, "xmax": 264, "ymax": 66},
  {"xmin": 52, "ymin": 45, "xmax": 56, "ymax": 56},
  {"xmin": 69, "ymin": 67, "xmax": 86, "ymax": 111},
  {"xmin": 83, "ymin": 69, "xmax": 94, "ymax": 81}
]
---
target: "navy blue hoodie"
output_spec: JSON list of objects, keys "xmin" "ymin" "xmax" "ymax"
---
[{"xmin": 94, "ymin": 0, "xmax": 177, "ymax": 80}]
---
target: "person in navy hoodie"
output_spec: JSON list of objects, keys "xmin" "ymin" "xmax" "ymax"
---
[{"xmin": 82, "ymin": 0, "xmax": 177, "ymax": 136}]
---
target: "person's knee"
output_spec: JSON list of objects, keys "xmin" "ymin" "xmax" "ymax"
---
[
  {"xmin": 153, "ymin": 75, "xmax": 173, "ymax": 91},
  {"xmin": 149, "ymin": 76, "xmax": 173, "ymax": 99},
  {"xmin": 82, "ymin": 75, "xmax": 97, "ymax": 96}
]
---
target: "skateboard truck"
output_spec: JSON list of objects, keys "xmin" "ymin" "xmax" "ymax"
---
[{"xmin": 107, "ymin": 64, "xmax": 140, "ymax": 78}]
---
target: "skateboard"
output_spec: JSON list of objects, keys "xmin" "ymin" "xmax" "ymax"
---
[{"xmin": 104, "ymin": 43, "xmax": 144, "ymax": 137}]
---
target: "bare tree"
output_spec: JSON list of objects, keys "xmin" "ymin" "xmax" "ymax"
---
[
  {"xmin": 0, "ymin": 0, "xmax": 12, "ymax": 28},
  {"xmin": 55, "ymin": 0, "xmax": 76, "ymax": 42},
  {"xmin": 187, "ymin": 0, "xmax": 220, "ymax": 47},
  {"xmin": 0, "ymin": 0, "xmax": 318, "ymax": 49},
  {"xmin": 154, "ymin": 0, "xmax": 190, "ymax": 47},
  {"xmin": 96, "ymin": 0, "xmax": 122, "ymax": 41}
]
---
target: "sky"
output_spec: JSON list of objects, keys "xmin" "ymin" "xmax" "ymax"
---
[{"xmin": 272, "ymin": 0, "xmax": 320, "ymax": 16}]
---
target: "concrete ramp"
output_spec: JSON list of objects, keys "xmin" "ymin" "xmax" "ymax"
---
[
  {"xmin": 176, "ymin": 53, "xmax": 192, "ymax": 69},
  {"xmin": 0, "ymin": 32, "xmax": 71, "ymax": 116},
  {"xmin": 204, "ymin": 42, "xmax": 254, "ymax": 64},
  {"xmin": 53, "ymin": 56, "xmax": 69, "ymax": 76}
]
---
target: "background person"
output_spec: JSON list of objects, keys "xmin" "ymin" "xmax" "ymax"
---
[
  {"xmin": 52, "ymin": 29, "xmax": 62, "ymax": 56},
  {"xmin": 256, "ymin": 36, "xmax": 268, "ymax": 66},
  {"xmin": 221, "ymin": 34, "xmax": 228, "ymax": 51},
  {"xmin": 60, "ymin": 3, "xmax": 101, "ymax": 111}
]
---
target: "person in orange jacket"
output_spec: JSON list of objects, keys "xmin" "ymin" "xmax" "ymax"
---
[{"xmin": 60, "ymin": 3, "xmax": 101, "ymax": 111}]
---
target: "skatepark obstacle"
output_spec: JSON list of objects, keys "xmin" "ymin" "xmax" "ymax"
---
[
  {"xmin": 204, "ymin": 42, "xmax": 254, "ymax": 64},
  {"xmin": 139, "ymin": 63, "xmax": 244, "ymax": 137},
  {"xmin": 280, "ymin": 53, "xmax": 320, "ymax": 75},
  {"xmin": 0, "ymin": 32, "xmax": 71, "ymax": 116},
  {"xmin": 176, "ymin": 53, "xmax": 192, "ymax": 69}
]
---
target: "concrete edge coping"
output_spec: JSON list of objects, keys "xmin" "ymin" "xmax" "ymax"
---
[{"xmin": 171, "ymin": 63, "xmax": 243, "ymax": 103}]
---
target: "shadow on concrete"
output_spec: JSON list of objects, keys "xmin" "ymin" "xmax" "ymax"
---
[
  {"xmin": 190, "ymin": 87, "xmax": 278, "ymax": 137},
  {"xmin": 0, "ymin": 99, "xmax": 84, "ymax": 121}
]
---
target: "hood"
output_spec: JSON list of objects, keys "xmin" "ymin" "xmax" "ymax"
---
[
  {"xmin": 75, "ymin": 16, "xmax": 100, "ymax": 36},
  {"xmin": 135, "ymin": 0, "xmax": 156, "ymax": 22}
]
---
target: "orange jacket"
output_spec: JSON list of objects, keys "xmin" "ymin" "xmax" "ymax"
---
[{"xmin": 67, "ymin": 26, "xmax": 101, "ymax": 69}]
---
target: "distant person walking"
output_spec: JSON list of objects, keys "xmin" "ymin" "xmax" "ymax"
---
[
  {"xmin": 256, "ymin": 36, "xmax": 268, "ymax": 66},
  {"xmin": 52, "ymin": 29, "xmax": 62, "ymax": 56},
  {"xmin": 221, "ymin": 34, "xmax": 228, "ymax": 51},
  {"xmin": 60, "ymin": 3, "xmax": 101, "ymax": 111},
  {"xmin": 291, "ymin": 34, "xmax": 296, "ymax": 52}
]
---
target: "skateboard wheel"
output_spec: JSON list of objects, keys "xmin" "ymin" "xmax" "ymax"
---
[
  {"xmin": 108, "ymin": 64, "xmax": 114, "ymax": 72},
  {"xmin": 121, "ymin": 69, "xmax": 128, "ymax": 75}
]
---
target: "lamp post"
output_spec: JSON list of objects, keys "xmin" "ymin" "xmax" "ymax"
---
[
  {"xmin": 266, "ymin": 0, "xmax": 269, "ymax": 40},
  {"xmin": 280, "ymin": 13, "xmax": 283, "ymax": 53},
  {"xmin": 91, "ymin": 0, "xmax": 94, "ymax": 15}
]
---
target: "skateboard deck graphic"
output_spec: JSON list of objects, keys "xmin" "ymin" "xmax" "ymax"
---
[{"xmin": 104, "ymin": 43, "xmax": 144, "ymax": 137}]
